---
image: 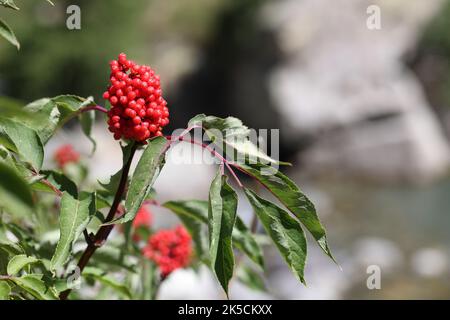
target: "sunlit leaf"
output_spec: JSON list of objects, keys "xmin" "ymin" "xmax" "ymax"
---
[
  {"xmin": 244, "ymin": 188, "xmax": 307, "ymax": 284},
  {"xmin": 0, "ymin": 162, "xmax": 34, "ymax": 218},
  {"xmin": 0, "ymin": 118, "xmax": 44, "ymax": 170},
  {"xmin": 7, "ymin": 254, "xmax": 39, "ymax": 276},
  {"xmin": 208, "ymin": 172, "xmax": 237, "ymax": 296},
  {"xmin": 239, "ymin": 162, "xmax": 334, "ymax": 261},
  {"xmin": 50, "ymin": 192, "xmax": 96, "ymax": 270},
  {"xmin": 12, "ymin": 274, "xmax": 58, "ymax": 300},
  {"xmin": 0, "ymin": 18, "xmax": 19, "ymax": 49},
  {"xmin": 111, "ymin": 137, "xmax": 167, "ymax": 224},
  {"xmin": 83, "ymin": 267, "xmax": 132, "ymax": 299}
]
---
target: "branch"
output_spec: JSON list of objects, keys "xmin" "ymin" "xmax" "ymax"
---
[
  {"xmin": 29, "ymin": 170, "xmax": 63, "ymax": 197},
  {"xmin": 59, "ymin": 143, "xmax": 138, "ymax": 300}
]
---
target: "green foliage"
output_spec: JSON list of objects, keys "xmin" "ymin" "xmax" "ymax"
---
[
  {"xmin": 0, "ymin": 0, "xmax": 53, "ymax": 49},
  {"xmin": 232, "ymin": 217, "xmax": 264, "ymax": 269},
  {"xmin": 245, "ymin": 189, "xmax": 307, "ymax": 284},
  {"xmin": 11, "ymin": 274, "xmax": 58, "ymax": 300},
  {"xmin": 0, "ymin": 162, "xmax": 34, "ymax": 219},
  {"xmin": 0, "ymin": 18, "xmax": 19, "ymax": 49},
  {"xmin": 163, "ymin": 200, "xmax": 209, "ymax": 262},
  {"xmin": 7, "ymin": 254, "xmax": 39, "ymax": 276},
  {"xmin": 189, "ymin": 114, "xmax": 288, "ymax": 165},
  {"xmin": 50, "ymin": 192, "xmax": 96, "ymax": 271},
  {"xmin": 0, "ymin": 93, "xmax": 334, "ymax": 300},
  {"xmin": 23, "ymin": 95, "xmax": 96, "ymax": 145},
  {"xmin": 208, "ymin": 172, "xmax": 238, "ymax": 296},
  {"xmin": 237, "ymin": 265, "xmax": 266, "ymax": 292},
  {"xmin": 0, "ymin": 118, "xmax": 44, "ymax": 170},
  {"xmin": 0, "ymin": 0, "xmax": 20, "ymax": 11},
  {"xmin": 239, "ymin": 162, "xmax": 334, "ymax": 260},
  {"xmin": 83, "ymin": 267, "xmax": 132, "ymax": 299},
  {"xmin": 0, "ymin": 281, "xmax": 11, "ymax": 300},
  {"xmin": 111, "ymin": 137, "xmax": 167, "ymax": 225},
  {"xmin": 32, "ymin": 170, "xmax": 78, "ymax": 198}
]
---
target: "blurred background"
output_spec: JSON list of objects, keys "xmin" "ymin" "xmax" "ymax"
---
[{"xmin": 2, "ymin": 0, "xmax": 450, "ymax": 299}]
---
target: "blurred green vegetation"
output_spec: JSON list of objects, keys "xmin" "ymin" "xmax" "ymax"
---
[
  {"xmin": 414, "ymin": 0, "xmax": 450, "ymax": 109},
  {"xmin": 0, "ymin": 0, "xmax": 228, "ymax": 102}
]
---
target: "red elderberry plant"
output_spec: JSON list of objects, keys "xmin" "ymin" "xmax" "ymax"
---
[{"xmin": 0, "ymin": 53, "xmax": 335, "ymax": 300}]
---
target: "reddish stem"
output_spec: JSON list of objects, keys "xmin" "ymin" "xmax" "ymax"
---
[
  {"xmin": 40, "ymin": 179, "xmax": 63, "ymax": 197},
  {"xmin": 80, "ymin": 105, "xmax": 108, "ymax": 114},
  {"xmin": 29, "ymin": 170, "xmax": 63, "ymax": 197}
]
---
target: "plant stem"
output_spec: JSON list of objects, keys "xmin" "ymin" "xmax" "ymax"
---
[
  {"xmin": 29, "ymin": 169, "xmax": 63, "ymax": 197},
  {"xmin": 59, "ymin": 143, "xmax": 138, "ymax": 300},
  {"xmin": 81, "ymin": 105, "xmax": 108, "ymax": 114}
]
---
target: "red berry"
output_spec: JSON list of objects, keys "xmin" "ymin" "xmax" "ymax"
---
[
  {"xmin": 133, "ymin": 117, "xmax": 141, "ymax": 125},
  {"xmin": 110, "ymin": 96, "xmax": 118, "ymax": 105}
]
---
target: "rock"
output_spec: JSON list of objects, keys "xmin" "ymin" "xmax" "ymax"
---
[{"xmin": 264, "ymin": 0, "xmax": 450, "ymax": 182}]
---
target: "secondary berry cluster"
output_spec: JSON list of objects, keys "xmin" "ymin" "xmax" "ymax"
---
[
  {"xmin": 142, "ymin": 225, "xmax": 192, "ymax": 277},
  {"xmin": 54, "ymin": 144, "xmax": 80, "ymax": 168},
  {"xmin": 104, "ymin": 53, "xmax": 169, "ymax": 141}
]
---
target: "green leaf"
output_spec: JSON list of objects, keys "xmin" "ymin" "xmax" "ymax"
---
[
  {"xmin": 237, "ymin": 266, "xmax": 266, "ymax": 292},
  {"xmin": 80, "ymin": 109, "xmax": 96, "ymax": 153},
  {"xmin": 31, "ymin": 170, "xmax": 78, "ymax": 197},
  {"xmin": 141, "ymin": 259, "xmax": 159, "ymax": 300},
  {"xmin": 111, "ymin": 137, "xmax": 167, "ymax": 224},
  {"xmin": 90, "ymin": 246, "xmax": 135, "ymax": 273},
  {"xmin": 244, "ymin": 188, "xmax": 307, "ymax": 284},
  {"xmin": 7, "ymin": 254, "xmax": 38, "ymax": 276},
  {"xmin": 163, "ymin": 200, "xmax": 209, "ymax": 224},
  {"xmin": 83, "ymin": 267, "xmax": 132, "ymax": 299},
  {"xmin": 12, "ymin": 274, "xmax": 58, "ymax": 300},
  {"xmin": 0, "ymin": 162, "xmax": 34, "ymax": 218},
  {"xmin": 0, "ymin": 241, "xmax": 24, "ymax": 257},
  {"xmin": 0, "ymin": 118, "xmax": 44, "ymax": 170},
  {"xmin": 0, "ymin": 18, "xmax": 19, "ymax": 49},
  {"xmin": 239, "ymin": 163, "xmax": 334, "ymax": 261},
  {"xmin": 163, "ymin": 200, "xmax": 263, "ymax": 268},
  {"xmin": 23, "ymin": 95, "xmax": 96, "ymax": 145},
  {"xmin": 0, "ymin": 0, "xmax": 19, "ymax": 10},
  {"xmin": 188, "ymin": 114, "xmax": 287, "ymax": 165},
  {"xmin": 164, "ymin": 200, "xmax": 209, "ymax": 261},
  {"xmin": 0, "ymin": 281, "xmax": 11, "ymax": 300},
  {"xmin": 22, "ymin": 98, "xmax": 58, "ymax": 144},
  {"xmin": 208, "ymin": 172, "xmax": 238, "ymax": 296},
  {"xmin": 0, "ymin": 97, "xmax": 47, "ymax": 126},
  {"xmin": 50, "ymin": 192, "xmax": 96, "ymax": 270},
  {"xmin": 232, "ymin": 217, "xmax": 264, "ymax": 269},
  {"xmin": 98, "ymin": 169, "xmax": 122, "ymax": 196}
]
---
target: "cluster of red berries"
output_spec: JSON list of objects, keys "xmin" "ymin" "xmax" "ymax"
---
[
  {"xmin": 104, "ymin": 53, "xmax": 169, "ymax": 141},
  {"xmin": 54, "ymin": 144, "xmax": 80, "ymax": 168},
  {"xmin": 142, "ymin": 226, "xmax": 192, "ymax": 277}
]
